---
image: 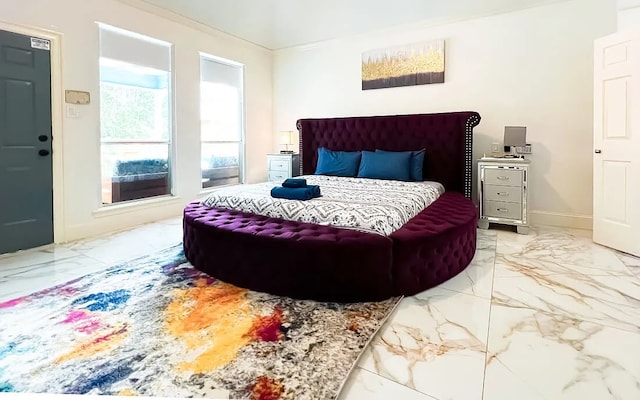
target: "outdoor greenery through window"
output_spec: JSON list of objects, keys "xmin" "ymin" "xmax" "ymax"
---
[
  {"xmin": 98, "ymin": 24, "xmax": 172, "ymax": 204},
  {"xmin": 200, "ymin": 55, "xmax": 244, "ymax": 188}
]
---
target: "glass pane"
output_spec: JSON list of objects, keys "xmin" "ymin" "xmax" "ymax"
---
[
  {"xmin": 101, "ymin": 142, "xmax": 170, "ymax": 204},
  {"xmin": 100, "ymin": 58, "xmax": 170, "ymax": 141},
  {"xmin": 200, "ymin": 81, "xmax": 241, "ymax": 142},
  {"xmin": 99, "ymin": 57, "xmax": 172, "ymax": 205},
  {"xmin": 202, "ymin": 142, "xmax": 240, "ymax": 188}
]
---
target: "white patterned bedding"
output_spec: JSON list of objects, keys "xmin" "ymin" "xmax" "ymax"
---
[{"xmin": 202, "ymin": 175, "xmax": 444, "ymax": 236}]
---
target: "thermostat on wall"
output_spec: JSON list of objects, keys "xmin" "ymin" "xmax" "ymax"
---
[{"xmin": 65, "ymin": 90, "xmax": 90, "ymax": 105}]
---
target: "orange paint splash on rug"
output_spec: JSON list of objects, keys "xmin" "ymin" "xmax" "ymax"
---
[
  {"xmin": 165, "ymin": 279, "xmax": 255, "ymax": 373},
  {"xmin": 250, "ymin": 375, "xmax": 284, "ymax": 400},
  {"xmin": 346, "ymin": 309, "xmax": 373, "ymax": 333},
  {"xmin": 54, "ymin": 325, "xmax": 128, "ymax": 364}
]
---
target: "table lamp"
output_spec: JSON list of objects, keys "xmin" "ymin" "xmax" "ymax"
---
[{"xmin": 279, "ymin": 130, "xmax": 296, "ymax": 154}]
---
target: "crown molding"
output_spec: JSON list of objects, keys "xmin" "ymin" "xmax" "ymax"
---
[
  {"xmin": 113, "ymin": 0, "xmax": 271, "ymax": 51},
  {"xmin": 618, "ymin": 0, "xmax": 640, "ymax": 11}
]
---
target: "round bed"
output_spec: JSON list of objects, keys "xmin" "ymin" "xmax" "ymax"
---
[{"xmin": 183, "ymin": 111, "xmax": 481, "ymax": 302}]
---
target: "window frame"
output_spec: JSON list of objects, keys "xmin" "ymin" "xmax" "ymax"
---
[
  {"xmin": 97, "ymin": 23, "xmax": 175, "ymax": 206},
  {"xmin": 199, "ymin": 52, "xmax": 246, "ymax": 190}
]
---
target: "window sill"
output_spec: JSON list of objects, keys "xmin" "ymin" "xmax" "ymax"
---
[
  {"xmin": 198, "ymin": 182, "xmax": 242, "ymax": 197},
  {"xmin": 93, "ymin": 195, "xmax": 183, "ymax": 218}
]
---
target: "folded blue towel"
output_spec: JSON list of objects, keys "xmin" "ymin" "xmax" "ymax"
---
[
  {"xmin": 307, "ymin": 185, "xmax": 321, "ymax": 197},
  {"xmin": 282, "ymin": 178, "xmax": 307, "ymax": 188},
  {"xmin": 271, "ymin": 186, "xmax": 321, "ymax": 201}
]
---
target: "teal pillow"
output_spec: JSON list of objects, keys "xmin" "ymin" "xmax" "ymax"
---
[
  {"xmin": 357, "ymin": 151, "xmax": 411, "ymax": 181},
  {"xmin": 376, "ymin": 149, "xmax": 425, "ymax": 181},
  {"xmin": 315, "ymin": 147, "xmax": 362, "ymax": 177}
]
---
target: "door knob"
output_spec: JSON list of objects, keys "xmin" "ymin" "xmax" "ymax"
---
[
  {"xmin": 38, "ymin": 149, "xmax": 50, "ymax": 156},
  {"xmin": 595, "ymin": 149, "xmax": 602, "ymax": 154}
]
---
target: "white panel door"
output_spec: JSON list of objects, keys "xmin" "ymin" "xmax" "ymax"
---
[{"xmin": 593, "ymin": 30, "xmax": 640, "ymax": 256}]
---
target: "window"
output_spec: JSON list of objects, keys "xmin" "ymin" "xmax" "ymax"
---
[
  {"xmin": 200, "ymin": 55, "xmax": 244, "ymax": 188},
  {"xmin": 98, "ymin": 24, "xmax": 172, "ymax": 204}
]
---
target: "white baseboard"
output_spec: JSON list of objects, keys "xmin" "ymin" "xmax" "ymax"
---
[
  {"xmin": 529, "ymin": 210, "xmax": 592, "ymax": 231},
  {"xmin": 63, "ymin": 202, "xmax": 184, "ymax": 243}
]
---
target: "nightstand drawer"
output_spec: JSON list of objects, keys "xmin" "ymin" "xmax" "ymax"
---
[
  {"xmin": 268, "ymin": 171, "xmax": 288, "ymax": 181},
  {"xmin": 484, "ymin": 184, "xmax": 522, "ymax": 203},
  {"xmin": 484, "ymin": 200, "xmax": 522, "ymax": 220},
  {"xmin": 484, "ymin": 168, "xmax": 522, "ymax": 187},
  {"xmin": 269, "ymin": 159, "xmax": 290, "ymax": 171}
]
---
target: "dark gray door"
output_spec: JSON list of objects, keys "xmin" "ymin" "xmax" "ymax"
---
[{"xmin": 0, "ymin": 30, "xmax": 53, "ymax": 254}]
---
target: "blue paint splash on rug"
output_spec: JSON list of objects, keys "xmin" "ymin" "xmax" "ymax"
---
[
  {"xmin": 0, "ymin": 366, "xmax": 12, "ymax": 392},
  {"xmin": 0, "ymin": 381, "xmax": 14, "ymax": 392},
  {"xmin": 71, "ymin": 289, "xmax": 130, "ymax": 312},
  {"xmin": 0, "ymin": 344, "xmax": 14, "ymax": 360},
  {"xmin": 0, "ymin": 342, "xmax": 32, "ymax": 360},
  {"xmin": 66, "ymin": 364, "xmax": 133, "ymax": 394}
]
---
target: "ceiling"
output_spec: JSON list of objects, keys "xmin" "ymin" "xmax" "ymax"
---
[{"xmin": 140, "ymin": 0, "xmax": 569, "ymax": 50}]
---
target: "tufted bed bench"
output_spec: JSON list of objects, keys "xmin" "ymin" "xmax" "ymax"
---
[
  {"xmin": 183, "ymin": 111, "xmax": 481, "ymax": 302},
  {"xmin": 184, "ymin": 191, "xmax": 476, "ymax": 302}
]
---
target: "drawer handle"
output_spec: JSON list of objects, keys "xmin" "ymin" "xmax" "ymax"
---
[
  {"xmin": 497, "ymin": 192, "xmax": 509, "ymax": 197},
  {"xmin": 496, "ymin": 208, "xmax": 509, "ymax": 213},
  {"xmin": 497, "ymin": 176, "xmax": 510, "ymax": 181}
]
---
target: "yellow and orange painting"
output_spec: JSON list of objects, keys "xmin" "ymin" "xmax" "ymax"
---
[{"xmin": 362, "ymin": 39, "xmax": 445, "ymax": 90}]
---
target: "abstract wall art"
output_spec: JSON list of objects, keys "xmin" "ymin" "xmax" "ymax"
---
[{"xmin": 362, "ymin": 39, "xmax": 445, "ymax": 90}]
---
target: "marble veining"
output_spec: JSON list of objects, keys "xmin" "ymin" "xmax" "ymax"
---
[
  {"xmin": 476, "ymin": 228, "xmax": 498, "ymax": 251},
  {"xmin": 495, "ymin": 229, "xmax": 634, "ymax": 275},
  {"xmin": 484, "ymin": 304, "xmax": 640, "ymax": 400},
  {"xmin": 0, "ymin": 246, "xmax": 80, "ymax": 273},
  {"xmin": 617, "ymin": 251, "xmax": 640, "ymax": 279},
  {"xmin": 1, "ymin": 217, "xmax": 640, "ymax": 399},
  {"xmin": 492, "ymin": 229, "xmax": 640, "ymax": 334},
  {"xmin": 439, "ymin": 249, "xmax": 495, "ymax": 299},
  {"xmin": 338, "ymin": 368, "xmax": 437, "ymax": 400},
  {"xmin": 358, "ymin": 288, "xmax": 490, "ymax": 400}
]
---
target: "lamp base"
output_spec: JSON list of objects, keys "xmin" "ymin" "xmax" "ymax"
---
[{"xmin": 280, "ymin": 150, "xmax": 295, "ymax": 154}]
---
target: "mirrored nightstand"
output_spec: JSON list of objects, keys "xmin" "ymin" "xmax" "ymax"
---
[{"xmin": 478, "ymin": 157, "xmax": 530, "ymax": 234}]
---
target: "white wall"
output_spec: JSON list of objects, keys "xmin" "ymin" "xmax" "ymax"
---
[
  {"xmin": 273, "ymin": 0, "xmax": 616, "ymax": 229},
  {"xmin": 618, "ymin": 0, "xmax": 640, "ymax": 30},
  {"xmin": 0, "ymin": 0, "xmax": 273, "ymax": 241}
]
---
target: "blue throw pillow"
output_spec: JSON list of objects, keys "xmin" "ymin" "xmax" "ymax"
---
[
  {"xmin": 376, "ymin": 149, "xmax": 425, "ymax": 181},
  {"xmin": 315, "ymin": 147, "xmax": 362, "ymax": 177},
  {"xmin": 357, "ymin": 151, "xmax": 411, "ymax": 181}
]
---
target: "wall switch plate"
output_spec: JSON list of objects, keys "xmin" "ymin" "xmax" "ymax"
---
[
  {"xmin": 65, "ymin": 90, "xmax": 90, "ymax": 105},
  {"xmin": 66, "ymin": 105, "xmax": 80, "ymax": 118},
  {"xmin": 491, "ymin": 143, "xmax": 501, "ymax": 152}
]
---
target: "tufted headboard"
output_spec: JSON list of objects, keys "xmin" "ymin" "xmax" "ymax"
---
[{"xmin": 296, "ymin": 111, "xmax": 481, "ymax": 198}]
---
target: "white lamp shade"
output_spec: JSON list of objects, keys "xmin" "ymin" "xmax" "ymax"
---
[{"xmin": 279, "ymin": 130, "xmax": 294, "ymax": 146}]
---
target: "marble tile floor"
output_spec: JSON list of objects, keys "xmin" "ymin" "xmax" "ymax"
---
[{"xmin": 0, "ymin": 219, "xmax": 639, "ymax": 400}]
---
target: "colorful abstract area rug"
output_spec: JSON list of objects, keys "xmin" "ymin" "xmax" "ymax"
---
[{"xmin": 0, "ymin": 245, "xmax": 400, "ymax": 399}]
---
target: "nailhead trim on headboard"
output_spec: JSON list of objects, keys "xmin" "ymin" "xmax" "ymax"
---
[
  {"xmin": 297, "ymin": 119, "xmax": 304, "ymax": 176},
  {"xmin": 464, "ymin": 113, "xmax": 480, "ymax": 199}
]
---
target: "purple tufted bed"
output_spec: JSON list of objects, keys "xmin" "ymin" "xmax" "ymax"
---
[{"xmin": 184, "ymin": 111, "xmax": 481, "ymax": 302}]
